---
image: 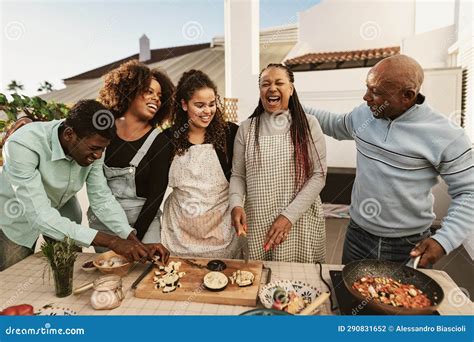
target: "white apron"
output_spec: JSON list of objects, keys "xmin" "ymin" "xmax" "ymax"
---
[{"xmin": 161, "ymin": 144, "xmax": 239, "ymax": 258}]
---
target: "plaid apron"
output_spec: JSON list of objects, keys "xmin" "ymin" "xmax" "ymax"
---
[{"xmin": 244, "ymin": 119, "xmax": 326, "ymax": 263}]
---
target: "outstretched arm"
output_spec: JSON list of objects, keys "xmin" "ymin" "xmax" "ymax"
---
[{"xmin": 304, "ymin": 105, "xmax": 355, "ymax": 140}]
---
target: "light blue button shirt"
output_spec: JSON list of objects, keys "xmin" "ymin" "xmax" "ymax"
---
[{"xmin": 0, "ymin": 119, "xmax": 133, "ymax": 248}]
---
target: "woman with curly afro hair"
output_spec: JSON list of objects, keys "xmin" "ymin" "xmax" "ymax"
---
[
  {"xmin": 87, "ymin": 60, "xmax": 175, "ymax": 245},
  {"xmin": 159, "ymin": 69, "xmax": 240, "ymax": 258}
]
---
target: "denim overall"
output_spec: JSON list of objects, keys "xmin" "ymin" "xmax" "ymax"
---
[{"xmin": 88, "ymin": 129, "xmax": 161, "ymax": 244}]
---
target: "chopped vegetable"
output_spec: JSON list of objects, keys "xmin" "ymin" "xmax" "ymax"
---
[
  {"xmin": 228, "ymin": 270, "xmax": 254, "ymax": 287},
  {"xmin": 153, "ymin": 261, "xmax": 184, "ymax": 293},
  {"xmin": 203, "ymin": 272, "xmax": 228, "ymax": 290}
]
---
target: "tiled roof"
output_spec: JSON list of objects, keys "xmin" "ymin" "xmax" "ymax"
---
[{"xmin": 285, "ymin": 46, "xmax": 400, "ymax": 68}]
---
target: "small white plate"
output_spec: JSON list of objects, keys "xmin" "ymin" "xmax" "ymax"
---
[
  {"xmin": 36, "ymin": 305, "xmax": 77, "ymax": 316},
  {"xmin": 259, "ymin": 280, "xmax": 322, "ymax": 311},
  {"xmin": 81, "ymin": 260, "xmax": 97, "ymax": 273}
]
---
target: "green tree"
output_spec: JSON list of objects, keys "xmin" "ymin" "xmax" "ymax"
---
[
  {"xmin": 7, "ymin": 80, "xmax": 24, "ymax": 93},
  {"xmin": 37, "ymin": 81, "xmax": 54, "ymax": 93}
]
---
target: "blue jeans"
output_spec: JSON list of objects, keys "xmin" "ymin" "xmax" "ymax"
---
[{"xmin": 342, "ymin": 219, "xmax": 431, "ymax": 265}]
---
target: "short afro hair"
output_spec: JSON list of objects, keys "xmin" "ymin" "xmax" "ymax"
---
[{"xmin": 64, "ymin": 99, "xmax": 116, "ymax": 140}]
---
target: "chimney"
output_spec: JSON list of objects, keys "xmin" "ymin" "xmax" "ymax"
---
[{"xmin": 139, "ymin": 34, "xmax": 151, "ymax": 62}]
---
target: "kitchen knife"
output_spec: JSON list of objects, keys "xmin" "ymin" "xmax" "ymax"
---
[
  {"xmin": 131, "ymin": 261, "xmax": 155, "ymax": 290},
  {"xmin": 238, "ymin": 225, "xmax": 249, "ymax": 264}
]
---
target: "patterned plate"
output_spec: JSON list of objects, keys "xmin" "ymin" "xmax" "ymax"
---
[
  {"xmin": 259, "ymin": 280, "xmax": 322, "ymax": 311},
  {"xmin": 36, "ymin": 305, "xmax": 77, "ymax": 316}
]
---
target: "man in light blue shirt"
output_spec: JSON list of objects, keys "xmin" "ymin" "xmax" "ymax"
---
[
  {"xmin": 0, "ymin": 100, "xmax": 169, "ymax": 270},
  {"xmin": 305, "ymin": 55, "xmax": 473, "ymax": 267}
]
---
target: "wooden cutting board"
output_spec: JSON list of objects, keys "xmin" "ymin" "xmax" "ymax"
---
[{"xmin": 134, "ymin": 257, "xmax": 264, "ymax": 306}]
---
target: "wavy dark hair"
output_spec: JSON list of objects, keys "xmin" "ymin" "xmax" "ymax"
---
[
  {"xmin": 250, "ymin": 63, "xmax": 324, "ymax": 194},
  {"xmin": 171, "ymin": 69, "xmax": 228, "ymax": 158},
  {"xmin": 98, "ymin": 60, "xmax": 175, "ymax": 126}
]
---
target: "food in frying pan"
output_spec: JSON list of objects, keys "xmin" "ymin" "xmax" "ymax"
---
[{"xmin": 352, "ymin": 276, "xmax": 432, "ymax": 309}]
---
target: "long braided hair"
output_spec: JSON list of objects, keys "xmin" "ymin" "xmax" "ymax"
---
[
  {"xmin": 250, "ymin": 63, "xmax": 324, "ymax": 194},
  {"xmin": 170, "ymin": 69, "xmax": 228, "ymax": 158}
]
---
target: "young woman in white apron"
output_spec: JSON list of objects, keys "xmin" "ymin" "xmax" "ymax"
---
[
  {"xmin": 87, "ymin": 60, "xmax": 175, "ymax": 244},
  {"xmin": 160, "ymin": 70, "xmax": 239, "ymax": 259},
  {"xmin": 230, "ymin": 64, "xmax": 327, "ymax": 263}
]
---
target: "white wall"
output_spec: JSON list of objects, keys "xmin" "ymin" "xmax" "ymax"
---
[
  {"xmin": 224, "ymin": 0, "xmax": 260, "ymax": 123},
  {"xmin": 454, "ymin": 0, "xmax": 474, "ymax": 257},
  {"xmin": 298, "ymin": 0, "xmax": 415, "ymax": 53},
  {"xmin": 403, "ymin": 25, "xmax": 457, "ymax": 68},
  {"xmin": 455, "ymin": 0, "xmax": 474, "ymax": 141},
  {"xmin": 296, "ymin": 67, "xmax": 369, "ymax": 168},
  {"xmin": 415, "ymin": 0, "xmax": 456, "ymax": 34},
  {"xmin": 422, "ymin": 67, "xmax": 463, "ymax": 120}
]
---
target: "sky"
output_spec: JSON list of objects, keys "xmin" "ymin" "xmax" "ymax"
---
[{"xmin": 0, "ymin": 0, "xmax": 320, "ymax": 96}]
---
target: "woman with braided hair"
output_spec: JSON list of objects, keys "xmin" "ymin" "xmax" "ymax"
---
[
  {"xmin": 230, "ymin": 63, "xmax": 327, "ymax": 263},
  {"xmin": 159, "ymin": 69, "xmax": 240, "ymax": 258}
]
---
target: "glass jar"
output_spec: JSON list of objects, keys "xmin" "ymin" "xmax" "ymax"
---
[{"xmin": 90, "ymin": 275, "xmax": 124, "ymax": 310}]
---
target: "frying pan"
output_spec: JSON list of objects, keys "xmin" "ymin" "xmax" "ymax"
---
[{"xmin": 342, "ymin": 259, "xmax": 444, "ymax": 315}]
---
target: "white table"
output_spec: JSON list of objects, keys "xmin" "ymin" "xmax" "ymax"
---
[{"xmin": 0, "ymin": 253, "xmax": 472, "ymax": 315}]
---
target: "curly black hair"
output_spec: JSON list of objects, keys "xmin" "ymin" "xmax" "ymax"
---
[
  {"xmin": 64, "ymin": 99, "xmax": 116, "ymax": 140},
  {"xmin": 98, "ymin": 60, "xmax": 175, "ymax": 126},
  {"xmin": 171, "ymin": 69, "xmax": 228, "ymax": 158}
]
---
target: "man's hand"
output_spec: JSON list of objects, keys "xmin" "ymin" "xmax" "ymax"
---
[
  {"xmin": 410, "ymin": 238, "xmax": 446, "ymax": 267},
  {"xmin": 144, "ymin": 243, "xmax": 170, "ymax": 264},
  {"xmin": 264, "ymin": 215, "xmax": 292, "ymax": 251},
  {"xmin": 108, "ymin": 237, "xmax": 150, "ymax": 262},
  {"xmin": 231, "ymin": 206, "xmax": 247, "ymax": 236}
]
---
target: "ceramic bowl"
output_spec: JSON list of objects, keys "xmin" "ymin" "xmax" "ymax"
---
[
  {"xmin": 81, "ymin": 260, "xmax": 97, "ymax": 273},
  {"xmin": 258, "ymin": 279, "xmax": 322, "ymax": 312},
  {"xmin": 93, "ymin": 251, "xmax": 131, "ymax": 277}
]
